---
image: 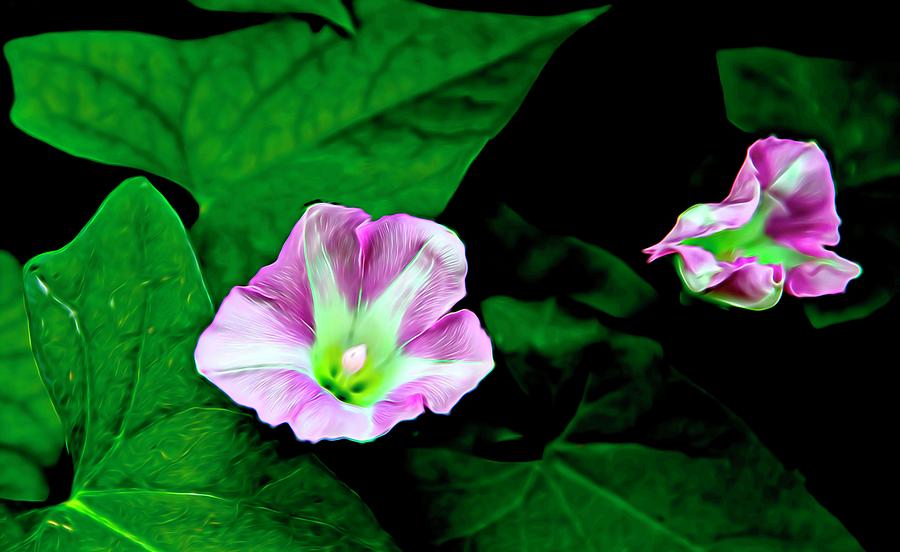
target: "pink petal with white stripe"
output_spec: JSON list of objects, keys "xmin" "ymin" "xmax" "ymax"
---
[
  {"xmin": 358, "ymin": 214, "xmax": 467, "ymax": 345},
  {"xmin": 394, "ymin": 310, "xmax": 494, "ymax": 414}
]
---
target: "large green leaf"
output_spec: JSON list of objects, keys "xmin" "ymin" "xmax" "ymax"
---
[
  {"xmin": 0, "ymin": 252, "xmax": 63, "ymax": 502},
  {"xmin": 8, "ymin": 178, "xmax": 395, "ymax": 550},
  {"xmin": 189, "ymin": 0, "xmax": 355, "ymax": 33},
  {"xmin": 5, "ymin": 0, "xmax": 607, "ymax": 301},
  {"xmin": 717, "ymin": 47, "xmax": 900, "ymax": 188},
  {"xmin": 409, "ymin": 297, "xmax": 861, "ymax": 550}
]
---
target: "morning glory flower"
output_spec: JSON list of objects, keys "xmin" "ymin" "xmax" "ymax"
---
[
  {"xmin": 644, "ymin": 137, "xmax": 861, "ymax": 310},
  {"xmin": 195, "ymin": 204, "xmax": 493, "ymax": 442}
]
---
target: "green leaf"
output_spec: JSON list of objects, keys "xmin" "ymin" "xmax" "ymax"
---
[
  {"xmin": 5, "ymin": 0, "xmax": 608, "ymax": 301},
  {"xmin": 11, "ymin": 178, "xmax": 395, "ymax": 550},
  {"xmin": 803, "ymin": 287, "xmax": 893, "ymax": 329},
  {"xmin": 0, "ymin": 505, "xmax": 25, "ymax": 550},
  {"xmin": 0, "ymin": 252, "xmax": 63, "ymax": 501},
  {"xmin": 481, "ymin": 296, "xmax": 661, "ymax": 432},
  {"xmin": 482, "ymin": 296, "xmax": 607, "ymax": 359},
  {"xmin": 717, "ymin": 47, "xmax": 900, "ymax": 188},
  {"xmin": 410, "ymin": 300, "xmax": 862, "ymax": 550},
  {"xmin": 189, "ymin": 0, "xmax": 356, "ymax": 33},
  {"xmin": 487, "ymin": 205, "xmax": 656, "ymax": 317},
  {"xmin": 481, "ymin": 296, "xmax": 606, "ymax": 401}
]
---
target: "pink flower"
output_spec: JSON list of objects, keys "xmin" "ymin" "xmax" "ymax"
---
[
  {"xmin": 644, "ymin": 137, "xmax": 861, "ymax": 310},
  {"xmin": 195, "ymin": 204, "xmax": 493, "ymax": 442}
]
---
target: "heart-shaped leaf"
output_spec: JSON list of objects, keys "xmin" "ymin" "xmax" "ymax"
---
[
  {"xmin": 7, "ymin": 178, "xmax": 395, "ymax": 550},
  {"xmin": 0, "ymin": 252, "xmax": 63, "ymax": 502},
  {"xmin": 5, "ymin": 0, "xmax": 607, "ymax": 301},
  {"xmin": 410, "ymin": 297, "xmax": 862, "ymax": 550}
]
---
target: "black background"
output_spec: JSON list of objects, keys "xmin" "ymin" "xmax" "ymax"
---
[{"xmin": 1, "ymin": 1, "xmax": 895, "ymax": 551}]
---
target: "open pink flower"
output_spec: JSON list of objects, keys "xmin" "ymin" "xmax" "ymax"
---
[
  {"xmin": 195, "ymin": 204, "xmax": 493, "ymax": 442},
  {"xmin": 644, "ymin": 137, "xmax": 861, "ymax": 310}
]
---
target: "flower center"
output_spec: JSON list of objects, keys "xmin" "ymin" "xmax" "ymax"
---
[
  {"xmin": 311, "ymin": 340, "xmax": 398, "ymax": 407},
  {"xmin": 681, "ymin": 200, "xmax": 809, "ymax": 267}
]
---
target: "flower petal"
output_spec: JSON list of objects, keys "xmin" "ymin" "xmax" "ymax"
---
[
  {"xmin": 302, "ymin": 203, "xmax": 370, "ymax": 310},
  {"xmin": 195, "ymin": 286, "xmax": 320, "ymax": 428},
  {"xmin": 393, "ymin": 310, "xmax": 494, "ymax": 414},
  {"xmin": 226, "ymin": 203, "xmax": 370, "ymax": 351},
  {"xmin": 702, "ymin": 261, "xmax": 785, "ymax": 310},
  {"xmin": 644, "ymin": 149, "xmax": 761, "ymax": 259},
  {"xmin": 204, "ymin": 369, "xmax": 321, "ymax": 428},
  {"xmin": 288, "ymin": 394, "xmax": 379, "ymax": 442},
  {"xmin": 667, "ymin": 245, "xmax": 725, "ymax": 292},
  {"xmin": 671, "ymin": 248, "xmax": 785, "ymax": 310},
  {"xmin": 196, "ymin": 286, "xmax": 315, "ymax": 374},
  {"xmin": 357, "ymin": 214, "xmax": 467, "ymax": 345},
  {"xmin": 785, "ymin": 250, "xmax": 861, "ymax": 297},
  {"xmin": 754, "ymin": 138, "xmax": 842, "ymax": 249}
]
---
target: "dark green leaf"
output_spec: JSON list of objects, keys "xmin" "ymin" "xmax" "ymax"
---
[
  {"xmin": 481, "ymin": 296, "xmax": 606, "ymax": 401},
  {"xmin": 12, "ymin": 178, "xmax": 395, "ymax": 550},
  {"xmin": 487, "ymin": 205, "xmax": 656, "ymax": 317},
  {"xmin": 410, "ymin": 297, "xmax": 861, "ymax": 550},
  {"xmin": 0, "ymin": 251, "xmax": 63, "ymax": 501},
  {"xmin": 717, "ymin": 47, "xmax": 900, "ymax": 188},
  {"xmin": 189, "ymin": 0, "xmax": 355, "ymax": 33},
  {"xmin": 803, "ymin": 287, "xmax": 893, "ymax": 329},
  {"xmin": 5, "ymin": 0, "xmax": 608, "ymax": 301},
  {"xmin": 482, "ymin": 296, "xmax": 607, "ymax": 359}
]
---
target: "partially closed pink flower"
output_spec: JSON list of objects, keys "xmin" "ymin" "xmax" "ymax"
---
[
  {"xmin": 196, "ymin": 204, "xmax": 493, "ymax": 442},
  {"xmin": 644, "ymin": 137, "xmax": 861, "ymax": 310}
]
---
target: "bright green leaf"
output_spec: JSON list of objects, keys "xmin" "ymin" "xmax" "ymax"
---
[
  {"xmin": 5, "ymin": 0, "xmax": 608, "ymax": 301},
  {"xmin": 717, "ymin": 47, "xmax": 900, "ymax": 188},
  {"xmin": 409, "ymin": 308, "xmax": 862, "ymax": 550},
  {"xmin": 0, "ymin": 251, "xmax": 63, "ymax": 501},
  {"xmin": 0, "ymin": 505, "xmax": 25, "ymax": 550},
  {"xmin": 189, "ymin": 0, "xmax": 356, "ymax": 33},
  {"xmin": 11, "ymin": 178, "xmax": 395, "ymax": 551}
]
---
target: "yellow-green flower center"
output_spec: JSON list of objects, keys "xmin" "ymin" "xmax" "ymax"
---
[
  {"xmin": 682, "ymin": 200, "xmax": 809, "ymax": 267},
  {"xmin": 311, "ymin": 340, "xmax": 397, "ymax": 407}
]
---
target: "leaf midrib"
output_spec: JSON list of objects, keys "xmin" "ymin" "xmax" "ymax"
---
[
  {"xmin": 60, "ymin": 487, "xmax": 378, "ymax": 549},
  {"xmin": 32, "ymin": 273, "xmax": 94, "ymax": 485},
  {"xmin": 64, "ymin": 498, "xmax": 161, "ymax": 552},
  {"xmin": 547, "ymin": 444, "xmax": 706, "ymax": 552}
]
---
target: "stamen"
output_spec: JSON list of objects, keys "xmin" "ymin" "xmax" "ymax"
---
[{"xmin": 341, "ymin": 344, "xmax": 367, "ymax": 375}]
